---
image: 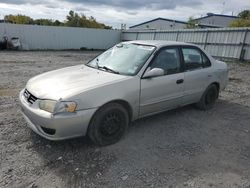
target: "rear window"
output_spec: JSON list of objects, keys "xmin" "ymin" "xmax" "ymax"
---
[{"xmin": 182, "ymin": 47, "xmax": 211, "ymax": 71}]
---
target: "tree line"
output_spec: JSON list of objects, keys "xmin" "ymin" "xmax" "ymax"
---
[
  {"xmin": 3, "ymin": 10, "xmax": 112, "ymax": 29},
  {"xmin": 230, "ymin": 10, "xmax": 250, "ymax": 27}
]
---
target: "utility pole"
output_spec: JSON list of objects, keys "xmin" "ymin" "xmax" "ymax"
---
[
  {"xmin": 121, "ymin": 23, "xmax": 126, "ymax": 30},
  {"xmin": 221, "ymin": 1, "xmax": 226, "ymax": 14}
]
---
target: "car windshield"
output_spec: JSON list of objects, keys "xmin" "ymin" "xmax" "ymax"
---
[{"xmin": 87, "ymin": 43, "xmax": 156, "ymax": 75}]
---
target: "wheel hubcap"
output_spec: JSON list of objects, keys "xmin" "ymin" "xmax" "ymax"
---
[{"xmin": 100, "ymin": 112, "xmax": 122, "ymax": 136}]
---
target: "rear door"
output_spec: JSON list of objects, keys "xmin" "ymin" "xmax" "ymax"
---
[
  {"xmin": 181, "ymin": 46, "xmax": 212, "ymax": 105},
  {"xmin": 139, "ymin": 47, "xmax": 184, "ymax": 116}
]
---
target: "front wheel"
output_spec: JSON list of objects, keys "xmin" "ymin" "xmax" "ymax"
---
[
  {"xmin": 87, "ymin": 103, "xmax": 129, "ymax": 146},
  {"xmin": 196, "ymin": 84, "xmax": 218, "ymax": 110}
]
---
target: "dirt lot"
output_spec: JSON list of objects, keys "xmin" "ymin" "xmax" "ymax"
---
[{"xmin": 0, "ymin": 51, "xmax": 250, "ymax": 188}]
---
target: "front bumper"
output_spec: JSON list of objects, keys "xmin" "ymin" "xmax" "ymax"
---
[{"xmin": 19, "ymin": 89, "xmax": 97, "ymax": 140}]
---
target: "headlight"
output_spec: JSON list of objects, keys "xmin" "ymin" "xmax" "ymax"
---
[
  {"xmin": 39, "ymin": 100, "xmax": 57, "ymax": 113},
  {"xmin": 39, "ymin": 100, "xmax": 77, "ymax": 113},
  {"xmin": 54, "ymin": 101, "xmax": 77, "ymax": 113}
]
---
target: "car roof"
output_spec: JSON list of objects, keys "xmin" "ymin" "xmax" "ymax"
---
[{"xmin": 125, "ymin": 40, "xmax": 197, "ymax": 48}]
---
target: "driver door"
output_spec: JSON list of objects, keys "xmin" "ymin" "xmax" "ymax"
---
[{"xmin": 139, "ymin": 47, "xmax": 184, "ymax": 117}]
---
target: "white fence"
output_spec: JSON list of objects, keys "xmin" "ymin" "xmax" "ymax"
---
[
  {"xmin": 122, "ymin": 28, "xmax": 250, "ymax": 60},
  {"xmin": 1, "ymin": 23, "xmax": 250, "ymax": 60},
  {"xmin": 0, "ymin": 23, "xmax": 121, "ymax": 50}
]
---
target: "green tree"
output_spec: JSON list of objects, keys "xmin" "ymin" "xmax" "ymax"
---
[
  {"xmin": 65, "ymin": 10, "xmax": 112, "ymax": 29},
  {"xmin": 34, "ymin": 19, "xmax": 53, "ymax": 26},
  {"xmin": 4, "ymin": 14, "xmax": 34, "ymax": 24},
  {"xmin": 3, "ymin": 11, "xmax": 112, "ymax": 29},
  {"xmin": 229, "ymin": 10, "xmax": 250, "ymax": 27},
  {"xmin": 238, "ymin": 10, "xmax": 250, "ymax": 19},
  {"xmin": 66, "ymin": 10, "xmax": 80, "ymax": 27},
  {"xmin": 186, "ymin": 17, "xmax": 198, "ymax": 29},
  {"xmin": 53, "ymin": 20, "xmax": 62, "ymax": 26}
]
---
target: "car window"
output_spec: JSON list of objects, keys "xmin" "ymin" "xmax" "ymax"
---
[
  {"xmin": 150, "ymin": 48, "xmax": 181, "ymax": 75},
  {"xmin": 87, "ymin": 43, "xmax": 155, "ymax": 76},
  {"xmin": 182, "ymin": 48, "xmax": 203, "ymax": 71},
  {"xmin": 182, "ymin": 47, "xmax": 211, "ymax": 70},
  {"xmin": 202, "ymin": 53, "xmax": 211, "ymax": 67}
]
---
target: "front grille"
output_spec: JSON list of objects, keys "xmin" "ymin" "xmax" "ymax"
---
[{"xmin": 24, "ymin": 89, "xmax": 38, "ymax": 104}]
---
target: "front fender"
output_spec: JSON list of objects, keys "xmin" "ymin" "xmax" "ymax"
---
[{"xmin": 67, "ymin": 76, "xmax": 141, "ymax": 120}]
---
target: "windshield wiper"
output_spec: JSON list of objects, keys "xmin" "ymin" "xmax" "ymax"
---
[
  {"xmin": 98, "ymin": 66, "xmax": 120, "ymax": 74},
  {"xmin": 95, "ymin": 61, "xmax": 119, "ymax": 74}
]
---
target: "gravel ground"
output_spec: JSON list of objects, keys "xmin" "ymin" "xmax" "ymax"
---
[{"xmin": 0, "ymin": 51, "xmax": 250, "ymax": 188}]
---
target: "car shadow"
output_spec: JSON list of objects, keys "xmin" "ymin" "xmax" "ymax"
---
[
  {"xmin": 29, "ymin": 99, "xmax": 250, "ymax": 187},
  {"xmin": 30, "ymin": 103, "xmax": 196, "ymax": 152}
]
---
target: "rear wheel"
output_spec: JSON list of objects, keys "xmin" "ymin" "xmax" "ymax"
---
[
  {"xmin": 88, "ymin": 103, "xmax": 129, "ymax": 146},
  {"xmin": 196, "ymin": 84, "xmax": 218, "ymax": 110}
]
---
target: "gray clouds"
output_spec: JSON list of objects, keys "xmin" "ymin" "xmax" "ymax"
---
[
  {"xmin": 62, "ymin": 0, "xmax": 202, "ymax": 10},
  {"xmin": 0, "ymin": 0, "xmax": 46, "ymax": 5},
  {"xmin": 0, "ymin": 0, "xmax": 202, "ymax": 10},
  {"xmin": 0, "ymin": 0, "xmax": 249, "ymax": 29}
]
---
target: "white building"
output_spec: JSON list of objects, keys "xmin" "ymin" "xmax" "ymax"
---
[
  {"xmin": 194, "ymin": 13, "xmax": 238, "ymax": 27},
  {"xmin": 129, "ymin": 18, "xmax": 188, "ymax": 30},
  {"xmin": 129, "ymin": 17, "xmax": 220, "ymax": 30}
]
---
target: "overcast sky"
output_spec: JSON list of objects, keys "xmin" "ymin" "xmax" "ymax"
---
[{"xmin": 0, "ymin": 0, "xmax": 249, "ymax": 28}]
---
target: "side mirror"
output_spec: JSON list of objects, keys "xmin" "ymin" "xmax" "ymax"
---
[{"xmin": 143, "ymin": 68, "xmax": 164, "ymax": 79}]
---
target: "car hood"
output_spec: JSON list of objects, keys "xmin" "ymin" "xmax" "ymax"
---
[{"xmin": 26, "ymin": 65, "xmax": 129, "ymax": 100}]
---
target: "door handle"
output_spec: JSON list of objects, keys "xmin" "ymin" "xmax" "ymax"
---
[{"xmin": 176, "ymin": 79, "xmax": 184, "ymax": 84}]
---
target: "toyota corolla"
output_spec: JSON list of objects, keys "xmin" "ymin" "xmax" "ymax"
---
[{"xmin": 19, "ymin": 40, "xmax": 228, "ymax": 146}]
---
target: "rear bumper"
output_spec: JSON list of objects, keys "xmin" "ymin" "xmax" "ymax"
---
[{"xmin": 19, "ymin": 89, "xmax": 97, "ymax": 141}]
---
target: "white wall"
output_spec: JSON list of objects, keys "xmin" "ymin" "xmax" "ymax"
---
[{"xmin": 0, "ymin": 23, "xmax": 121, "ymax": 50}]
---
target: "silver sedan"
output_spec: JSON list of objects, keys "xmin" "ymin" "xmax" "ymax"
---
[{"xmin": 19, "ymin": 40, "xmax": 228, "ymax": 145}]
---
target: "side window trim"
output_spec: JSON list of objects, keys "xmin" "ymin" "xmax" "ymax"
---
[
  {"xmin": 181, "ymin": 46, "xmax": 211, "ymax": 71},
  {"xmin": 201, "ymin": 51, "xmax": 212, "ymax": 68},
  {"xmin": 143, "ymin": 46, "xmax": 182, "ymax": 77}
]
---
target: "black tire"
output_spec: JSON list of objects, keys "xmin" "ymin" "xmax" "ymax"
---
[
  {"xmin": 87, "ymin": 103, "xmax": 129, "ymax": 146},
  {"xmin": 196, "ymin": 84, "xmax": 218, "ymax": 110}
]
